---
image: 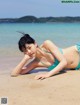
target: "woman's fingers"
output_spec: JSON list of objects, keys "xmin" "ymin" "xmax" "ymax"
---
[{"xmin": 34, "ymin": 74, "xmax": 45, "ymax": 80}]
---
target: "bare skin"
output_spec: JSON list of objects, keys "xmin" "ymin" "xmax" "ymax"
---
[{"xmin": 11, "ymin": 40, "xmax": 79, "ymax": 80}]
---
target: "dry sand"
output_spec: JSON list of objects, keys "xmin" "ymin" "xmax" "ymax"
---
[{"xmin": 0, "ymin": 68, "xmax": 80, "ymax": 105}]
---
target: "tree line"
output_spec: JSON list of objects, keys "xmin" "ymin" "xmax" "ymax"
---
[{"xmin": 0, "ymin": 16, "xmax": 80, "ymax": 23}]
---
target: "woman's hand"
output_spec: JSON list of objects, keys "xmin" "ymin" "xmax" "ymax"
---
[
  {"xmin": 34, "ymin": 73, "xmax": 50, "ymax": 80},
  {"xmin": 24, "ymin": 54, "xmax": 32, "ymax": 60},
  {"xmin": 24, "ymin": 54, "xmax": 34, "ymax": 60}
]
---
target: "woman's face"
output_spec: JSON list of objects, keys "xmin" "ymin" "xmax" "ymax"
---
[{"xmin": 23, "ymin": 43, "xmax": 37, "ymax": 57}]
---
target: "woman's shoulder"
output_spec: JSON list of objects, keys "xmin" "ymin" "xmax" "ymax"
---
[
  {"xmin": 43, "ymin": 40, "xmax": 57, "ymax": 49},
  {"xmin": 42, "ymin": 40, "xmax": 54, "ymax": 46},
  {"xmin": 43, "ymin": 40, "xmax": 52, "ymax": 44},
  {"xmin": 40, "ymin": 40, "xmax": 57, "ymax": 51},
  {"xmin": 39, "ymin": 40, "xmax": 51, "ymax": 48}
]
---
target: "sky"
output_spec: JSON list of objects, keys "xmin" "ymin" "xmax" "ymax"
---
[{"xmin": 0, "ymin": 0, "xmax": 80, "ymax": 18}]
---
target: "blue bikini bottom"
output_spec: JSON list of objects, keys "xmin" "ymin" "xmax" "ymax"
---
[{"xmin": 75, "ymin": 43, "xmax": 80, "ymax": 70}]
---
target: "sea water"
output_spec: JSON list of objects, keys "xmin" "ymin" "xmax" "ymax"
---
[
  {"xmin": 0, "ymin": 22, "xmax": 80, "ymax": 56},
  {"xmin": 0, "ymin": 22, "xmax": 80, "ymax": 71}
]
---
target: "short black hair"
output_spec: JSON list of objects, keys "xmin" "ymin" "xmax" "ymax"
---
[{"xmin": 18, "ymin": 34, "xmax": 35, "ymax": 52}]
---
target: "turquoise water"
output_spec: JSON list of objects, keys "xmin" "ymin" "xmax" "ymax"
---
[{"xmin": 0, "ymin": 23, "xmax": 80, "ymax": 56}]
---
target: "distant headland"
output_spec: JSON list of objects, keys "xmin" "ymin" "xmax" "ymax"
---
[{"xmin": 0, "ymin": 16, "xmax": 80, "ymax": 23}]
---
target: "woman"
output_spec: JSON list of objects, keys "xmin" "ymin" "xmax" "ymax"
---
[{"xmin": 11, "ymin": 34, "xmax": 80, "ymax": 80}]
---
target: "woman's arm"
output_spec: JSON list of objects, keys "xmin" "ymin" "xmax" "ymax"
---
[
  {"xmin": 35, "ymin": 40, "xmax": 67, "ymax": 80},
  {"xmin": 47, "ymin": 58, "xmax": 67, "ymax": 77},
  {"xmin": 20, "ymin": 59, "xmax": 38, "ymax": 75},
  {"xmin": 45, "ymin": 40, "xmax": 67, "ymax": 76},
  {"xmin": 11, "ymin": 54, "xmax": 36, "ymax": 77}
]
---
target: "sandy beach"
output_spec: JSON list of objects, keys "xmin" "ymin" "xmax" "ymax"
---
[
  {"xmin": 0, "ymin": 44, "xmax": 80, "ymax": 105},
  {"xmin": 0, "ymin": 11, "xmax": 80, "ymax": 104},
  {"xmin": 0, "ymin": 56, "xmax": 80, "ymax": 105}
]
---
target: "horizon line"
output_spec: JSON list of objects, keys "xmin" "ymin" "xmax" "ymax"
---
[{"xmin": 0, "ymin": 15, "xmax": 80, "ymax": 19}]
